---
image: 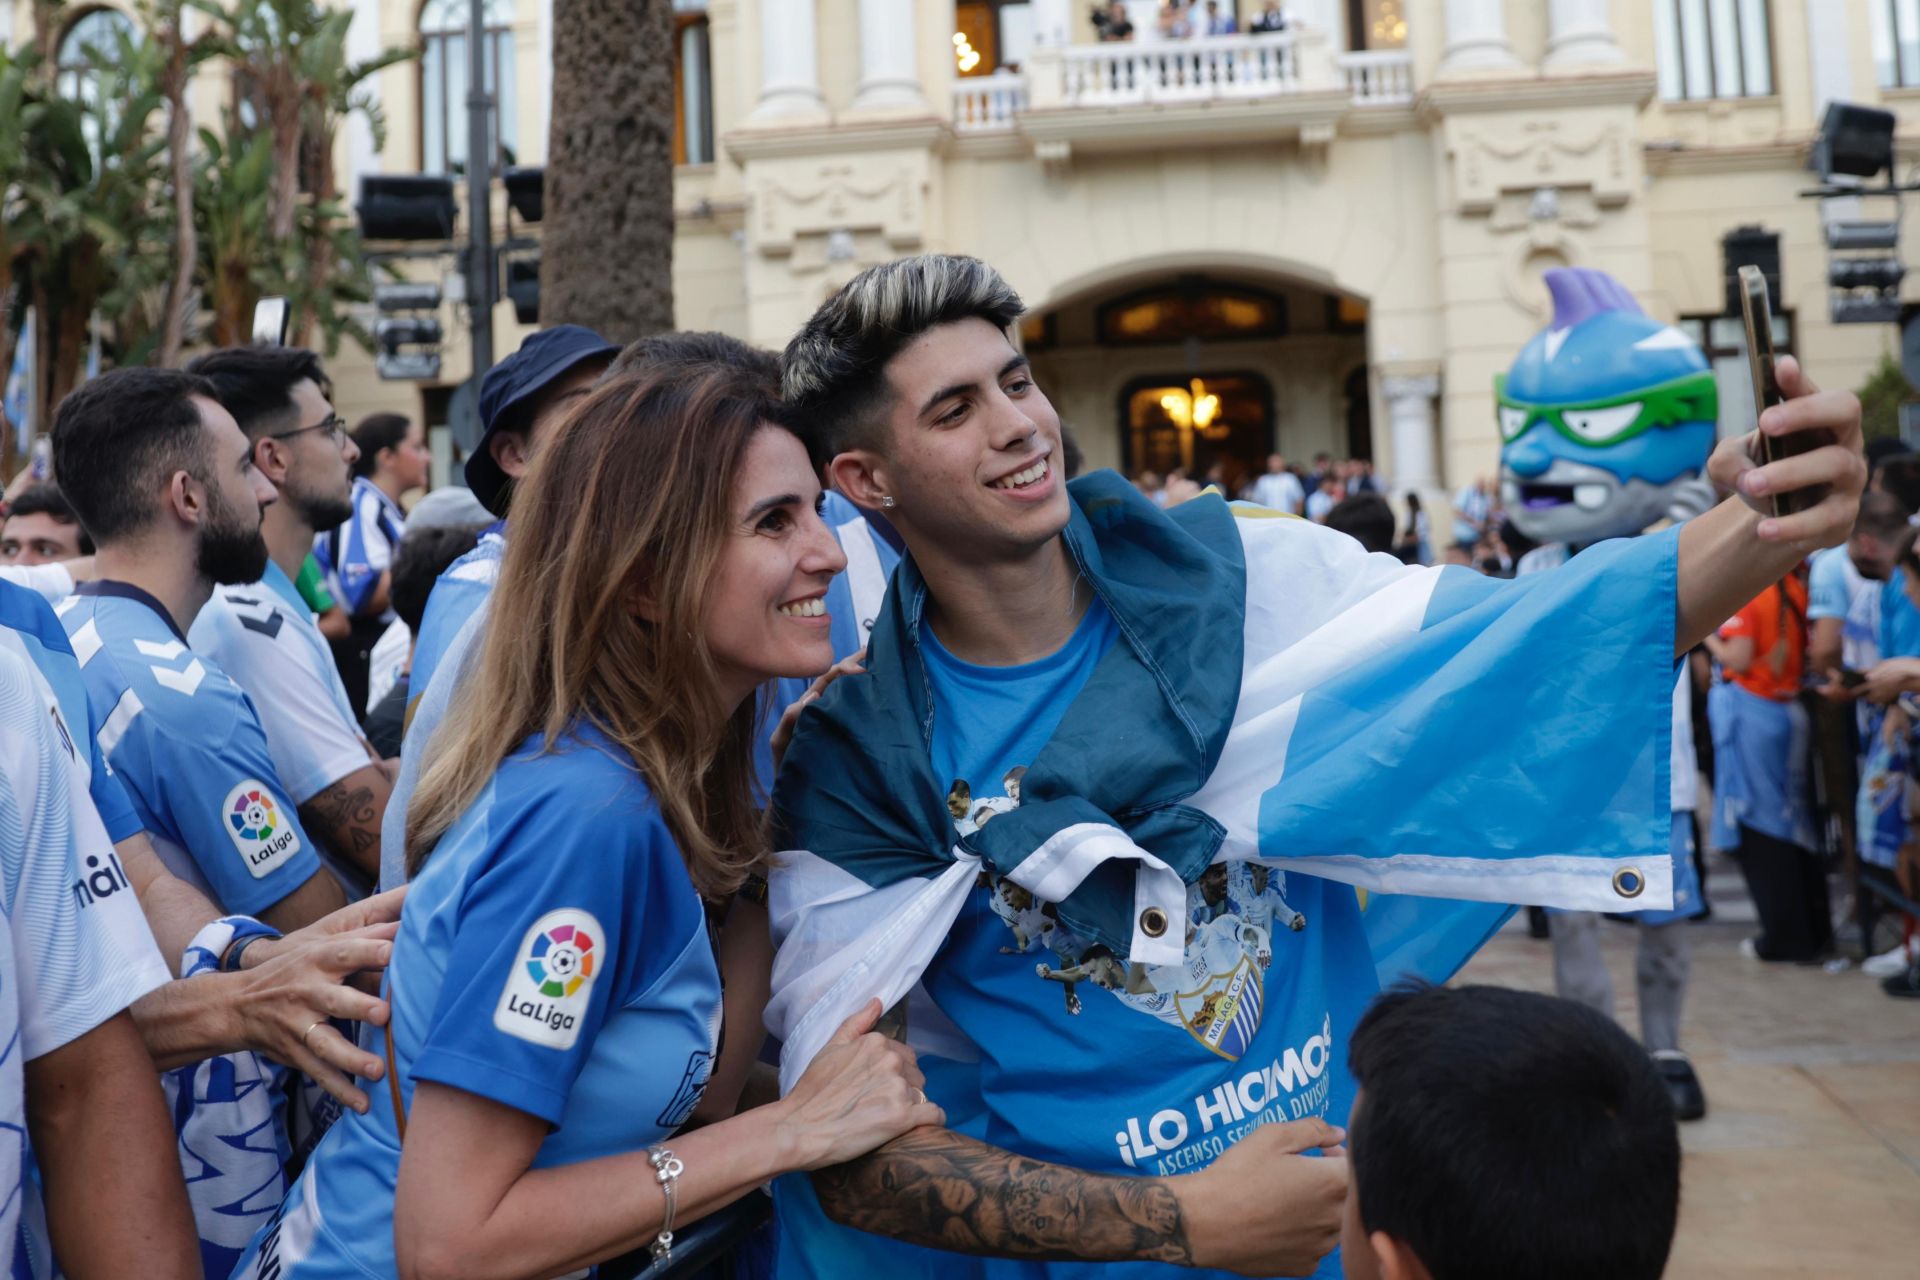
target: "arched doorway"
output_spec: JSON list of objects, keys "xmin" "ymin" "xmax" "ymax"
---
[{"xmin": 1022, "ymin": 268, "xmax": 1369, "ymax": 488}]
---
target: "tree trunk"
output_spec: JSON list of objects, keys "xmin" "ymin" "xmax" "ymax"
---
[
  {"xmin": 540, "ymin": 0, "xmax": 675, "ymax": 343},
  {"xmin": 212, "ymin": 249, "xmax": 256, "ymax": 347},
  {"xmin": 158, "ymin": 32, "xmax": 196, "ymax": 366},
  {"xmin": 45, "ymin": 239, "xmax": 99, "ymax": 414},
  {"xmin": 295, "ymin": 137, "xmax": 337, "ymax": 349}
]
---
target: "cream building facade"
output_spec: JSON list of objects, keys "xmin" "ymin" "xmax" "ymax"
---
[{"xmin": 14, "ymin": 0, "xmax": 1918, "ymax": 498}]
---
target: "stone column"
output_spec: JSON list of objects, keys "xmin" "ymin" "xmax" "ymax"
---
[
  {"xmin": 746, "ymin": 0, "xmax": 827, "ymax": 124},
  {"xmin": 850, "ymin": 0, "xmax": 930, "ymax": 113},
  {"xmin": 1382, "ymin": 374, "xmax": 1440, "ymax": 494},
  {"xmin": 1436, "ymin": 0, "xmax": 1522, "ymax": 76},
  {"xmin": 1543, "ymin": 0, "xmax": 1627, "ymax": 71}
]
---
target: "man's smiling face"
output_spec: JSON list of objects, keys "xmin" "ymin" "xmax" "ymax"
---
[{"xmin": 861, "ymin": 317, "xmax": 1071, "ymax": 560}]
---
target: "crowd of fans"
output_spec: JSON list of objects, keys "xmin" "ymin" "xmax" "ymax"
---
[
  {"xmin": 1094, "ymin": 1, "xmax": 1297, "ymax": 42},
  {"xmin": 0, "ymin": 255, "xmax": 1873, "ymax": 1279}
]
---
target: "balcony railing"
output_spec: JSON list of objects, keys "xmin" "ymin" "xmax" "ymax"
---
[
  {"xmin": 1337, "ymin": 50, "xmax": 1415, "ymax": 105},
  {"xmin": 949, "ymin": 35, "xmax": 1414, "ymax": 134},
  {"xmin": 953, "ymin": 70, "xmax": 1029, "ymax": 134},
  {"xmin": 1063, "ymin": 32, "xmax": 1303, "ymax": 105}
]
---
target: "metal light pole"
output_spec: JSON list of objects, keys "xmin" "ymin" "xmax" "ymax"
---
[{"xmin": 465, "ymin": 0, "xmax": 495, "ymax": 379}]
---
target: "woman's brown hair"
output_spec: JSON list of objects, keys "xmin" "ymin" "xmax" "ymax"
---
[{"xmin": 403, "ymin": 359, "xmax": 785, "ymax": 898}]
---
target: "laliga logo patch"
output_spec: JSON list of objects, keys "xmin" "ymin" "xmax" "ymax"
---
[
  {"xmin": 494, "ymin": 909, "xmax": 603, "ymax": 1050},
  {"xmin": 223, "ymin": 780, "xmax": 302, "ymax": 879}
]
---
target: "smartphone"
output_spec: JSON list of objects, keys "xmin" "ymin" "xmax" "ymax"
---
[
  {"xmin": 251, "ymin": 296, "xmax": 290, "ymax": 346},
  {"xmin": 1738, "ymin": 265, "xmax": 1824, "ymax": 518},
  {"xmin": 28, "ymin": 437, "xmax": 50, "ymax": 481},
  {"xmin": 1839, "ymin": 667, "xmax": 1867, "ymax": 690}
]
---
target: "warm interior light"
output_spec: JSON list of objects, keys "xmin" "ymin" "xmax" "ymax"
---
[
  {"xmin": 953, "ymin": 31, "xmax": 982, "ymax": 73},
  {"xmin": 1158, "ymin": 379, "xmax": 1224, "ymax": 436},
  {"xmin": 1191, "ymin": 382, "xmax": 1219, "ymax": 430}
]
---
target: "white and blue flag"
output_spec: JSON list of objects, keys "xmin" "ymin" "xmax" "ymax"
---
[{"xmin": 768, "ymin": 473, "xmax": 1679, "ymax": 1094}]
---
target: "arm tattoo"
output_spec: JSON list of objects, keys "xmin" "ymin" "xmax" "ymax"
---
[
  {"xmin": 811, "ymin": 1128, "xmax": 1192, "ymax": 1264},
  {"xmin": 299, "ymin": 778, "xmax": 382, "ymax": 877}
]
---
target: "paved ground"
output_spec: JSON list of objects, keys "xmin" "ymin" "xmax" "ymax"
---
[{"xmin": 1457, "ymin": 853, "xmax": 1920, "ymax": 1279}]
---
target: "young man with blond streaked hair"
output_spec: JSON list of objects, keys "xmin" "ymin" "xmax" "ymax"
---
[{"xmin": 764, "ymin": 253, "xmax": 1864, "ymax": 1278}]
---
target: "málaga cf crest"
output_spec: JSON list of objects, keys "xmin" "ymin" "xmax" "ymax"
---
[{"xmin": 1175, "ymin": 953, "xmax": 1264, "ymax": 1061}]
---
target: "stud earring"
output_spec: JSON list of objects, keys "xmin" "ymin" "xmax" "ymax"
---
[{"xmin": 880, "ymin": 496, "xmax": 897, "ymax": 509}]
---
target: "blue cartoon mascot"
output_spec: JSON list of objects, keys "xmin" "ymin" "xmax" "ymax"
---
[
  {"xmin": 1499, "ymin": 267, "xmax": 1720, "ymax": 544},
  {"xmin": 1501, "ymin": 267, "xmax": 1716, "ymax": 1122}
]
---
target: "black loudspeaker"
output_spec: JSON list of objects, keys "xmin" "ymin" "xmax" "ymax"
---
[
  {"xmin": 1724, "ymin": 225, "xmax": 1782, "ymax": 316},
  {"xmin": 356, "ymin": 175, "xmax": 457, "ymax": 242},
  {"xmin": 504, "ymin": 167, "xmax": 544, "ymax": 224},
  {"xmin": 506, "ymin": 257, "xmax": 540, "ymax": 325},
  {"xmin": 1809, "ymin": 103, "xmax": 1897, "ymax": 181}
]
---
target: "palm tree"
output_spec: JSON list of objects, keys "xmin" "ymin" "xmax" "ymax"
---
[
  {"xmin": 540, "ymin": 0, "xmax": 675, "ymax": 341},
  {"xmin": 1, "ymin": 34, "xmax": 169, "ymax": 427}
]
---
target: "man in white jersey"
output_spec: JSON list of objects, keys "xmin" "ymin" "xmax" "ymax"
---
[
  {"xmin": 186, "ymin": 346, "xmax": 395, "ymax": 887},
  {"xmin": 0, "ymin": 645, "xmax": 198, "ymax": 1279}
]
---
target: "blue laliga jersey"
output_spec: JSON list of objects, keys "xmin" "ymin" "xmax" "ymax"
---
[
  {"xmin": 409, "ymin": 520, "xmax": 506, "ymax": 701},
  {"xmin": 58, "ymin": 582, "xmax": 322, "ymax": 916},
  {"xmin": 235, "ymin": 723, "xmax": 721, "ymax": 1278},
  {"xmin": 0, "ymin": 582, "xmax": 141, "ymax": 844},
  {"xmin": 778, "ymin": 601, "xmax": 1362, "ymax": 1280}
]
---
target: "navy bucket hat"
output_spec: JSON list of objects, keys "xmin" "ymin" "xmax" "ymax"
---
[{"xmin": 466, "ymin": 324, "xmax": 617, "ymax": 515}]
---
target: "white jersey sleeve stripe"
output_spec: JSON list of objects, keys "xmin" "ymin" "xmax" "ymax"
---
[
  {"xmin": 97, "ymin": 687, "xmax": 145, "ymax": 757},
  {"xmin": 69, "ymin": 618, "xmax": 103, "ymax": 668}
]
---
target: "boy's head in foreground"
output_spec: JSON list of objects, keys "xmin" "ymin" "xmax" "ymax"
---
[{"xmin": 1342, "ymin": 983, "xmax": 1680, "ymax": 1280}]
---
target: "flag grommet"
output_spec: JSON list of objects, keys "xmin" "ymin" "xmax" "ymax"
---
[
  {"xmin": 1139, "ymin": 906, "xmax": 1169, "ymax": 938},
  {"xmin": 1612, "ymin": 867, "xmax": 1646, "ymax": 898}
]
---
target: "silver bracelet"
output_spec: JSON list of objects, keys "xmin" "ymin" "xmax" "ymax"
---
[{"xmin": 647, "ymin": 1145, "xmax": 683, "ymax": 1261}]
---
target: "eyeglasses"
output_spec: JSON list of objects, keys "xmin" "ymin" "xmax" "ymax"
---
[
  {"xmin": 269, "ymin": 414, "xmax": 348, "ymax": 445},
  {"xmin": 1495, "ymin": 370, "xmax": 1718, "ymax": 449}
]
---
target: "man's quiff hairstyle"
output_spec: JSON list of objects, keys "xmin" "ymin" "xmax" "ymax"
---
[
  {"xmin": 184, "ymin": 345, "xmax": 331, "ymax": 441},
  {"xmin": 780, "ymin": 254, "xmax": 1025, "ymax": 470}
]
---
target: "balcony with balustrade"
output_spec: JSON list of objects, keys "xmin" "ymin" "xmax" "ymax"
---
[{"xmin": 950, "ymin": 29, "xmax": 1416, "ymax": 156}]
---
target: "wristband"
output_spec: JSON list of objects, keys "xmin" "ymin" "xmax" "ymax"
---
[
  {"xmin": 185, "ymin": 916, "xmax": 282, "ymax": 976},
  {"xmin": 647, "ymin": 1146, "xmax": 683, "ymax": 1261}
]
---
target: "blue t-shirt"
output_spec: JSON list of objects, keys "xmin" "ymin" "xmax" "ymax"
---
[
  {"xmin": 58, "ymin": 582, "xmax": 323, "ymax": 916},
  {"xmin": 924, "ymin": 596, "xmax": 1119, "ymax": 812},
  {"xmin": 1807, "ymin": 545, "xmax": 1855, "ymax": 621},
  {"xmin": 234, "ymin": 723, "xmax": 722, "ymax": 1279},
  {"xmin": 1879, "ymin": 572, "xmax": 1920, "ymax": 660},
  {"xmin": 778, "ymin": 593, "xmax": 1363, "ymax": 1280}
]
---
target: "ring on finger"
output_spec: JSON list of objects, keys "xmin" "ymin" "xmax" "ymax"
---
[
  {"xmin": 300, "ymin": 1018, "xmax": 325, "ymax": 1048},
  {"xmin": 911, "ymin": 1087, "xmax": 926, "ymax": 1105}
]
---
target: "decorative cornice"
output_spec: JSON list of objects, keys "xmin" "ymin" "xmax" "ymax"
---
[
  {"xmin": 724, "ymin": 115, "xmax": 950, "ymax": 164},
  {"xmin": 1420, "ymin": 70, "xmax": 1657, "ymax": 119},
  {"xmin": 1017, "ymin": 90, "xmax": 1352, "ymax": 156},
  {"xmin": 1640, "ymin": 139, "xmax": 1806, "ymax": 176}
]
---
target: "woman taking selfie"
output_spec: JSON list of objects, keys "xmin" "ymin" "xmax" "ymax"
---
[{"xmin": 232, "ymin": 359, "xmax": 941, "ymax": 1279}]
